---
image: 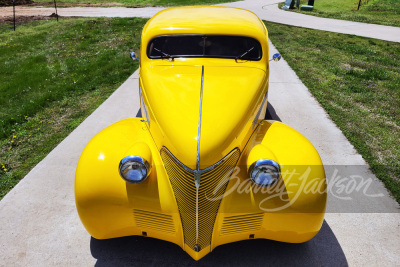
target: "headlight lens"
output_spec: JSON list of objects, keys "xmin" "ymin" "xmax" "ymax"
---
[
  {"xmin": 119, "ymin": 155, "xmax": 150, "ymax": 184},
  {"xmin": 249, "ymin": 159, "xmax": 280, "ymax": 186}
]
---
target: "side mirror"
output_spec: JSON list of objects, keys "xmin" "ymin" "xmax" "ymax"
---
[
  {"xmin": 130, "ymin": 51, "xmax": 140, "ymax": 61},
  {"xmin": 270, "ymin": 53, "xmax": 281, "ymax": 62}
]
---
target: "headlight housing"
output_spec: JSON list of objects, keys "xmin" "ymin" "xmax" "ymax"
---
[
  {"xmin": 249, "ymin": 159, "xmax": 280, "ymax": 186},
  {"xmin": 119, "ymin": 155, "xmax": 150, "ymax": 184}
]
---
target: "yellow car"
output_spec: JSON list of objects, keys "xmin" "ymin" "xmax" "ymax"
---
[{"xmin": 75, "ymin": 6, "xmax": 327, "ymax": 261}]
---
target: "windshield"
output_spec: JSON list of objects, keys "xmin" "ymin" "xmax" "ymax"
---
[{"xmin": 147, "ymin": 35, "xmax": 262, "ymax": 60}]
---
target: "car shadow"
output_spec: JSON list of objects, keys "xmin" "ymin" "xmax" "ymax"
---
[
  {"xmin": 90, "ymin": 220, "xmax": 347, "ymax": 266},
  {"xmin": 135, "ymin": 109, "xmax": 142, "ymax": 118},
  {"xmin": 265, "ymin": 102, "xmax": 281, "ymax": 121}
]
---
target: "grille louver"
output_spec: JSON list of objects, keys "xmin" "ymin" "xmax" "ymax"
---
[
  {"xmin": 220, "ymin": 213, "xmax": 264, "ymax": 235},
  {"xmin": 133, "ymin": 209, "xmax": 176, "ymax": 234},
  {"xmin": 161, "ymin": 147, "xmax": 240, "ymax": 251}
]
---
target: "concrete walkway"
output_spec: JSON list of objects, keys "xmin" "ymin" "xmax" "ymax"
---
[
  {"xmin": 0, "ymin": 39, "xmax": 399, "ymax": 265},
  {"xmin": 1, "ymin": 0, "xmax": 400, "ymax": 42},
  {"xmin": 220, "ymin": 0, "xmax": 400, "ymax": 43}
]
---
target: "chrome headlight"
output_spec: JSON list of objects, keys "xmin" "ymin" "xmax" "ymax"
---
[
  {"xmin": 249, "ymin": 159, "xmax": 280, "ymax": 186},
  {"xmin": 119, "ymin": 155, "xmax": 150, "ymax": 184}
]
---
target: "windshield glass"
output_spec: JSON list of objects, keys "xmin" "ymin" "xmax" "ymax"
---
[{"xmin": 147, "ymin": 35, "xmax": 262, "ymax": 60}]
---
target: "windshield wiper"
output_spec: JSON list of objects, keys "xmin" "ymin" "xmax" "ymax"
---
[
  {"xmin": 154, "ymin": 48, "xmax": 174, "ymax": 60},
  {"xmin": 236, "ymin": 46, "xmax": 255, "ymax": 61}
]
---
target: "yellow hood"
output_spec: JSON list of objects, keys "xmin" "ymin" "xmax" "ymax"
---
[{"xmin": 141, "ymin": 64, "xmax": 267, "ymax": 168}]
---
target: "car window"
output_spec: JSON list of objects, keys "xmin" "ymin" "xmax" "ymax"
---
[{"xmin": 147, "ymin": 35, "xmax": 262, "ymax": 60}]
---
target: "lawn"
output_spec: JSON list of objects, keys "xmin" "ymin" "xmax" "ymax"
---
[
  {"xmin": 265, "ymin": 21, "xmax": 400, "ymax": 203},
  {"xmin": 280, "ymin": 0, "xmax": 400, "ymax": 27},
  {"xmin": 0, "ymin": 17, "xmax": 147, "ymax": 199}
]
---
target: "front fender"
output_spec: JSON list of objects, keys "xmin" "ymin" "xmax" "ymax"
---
[
  {"xmin": 75, "ymin": 118, "xmax": 184, "ymax": 247},
  {"xmin": 252, "ymin": 121, "xmax": 327, "ymax": 211},
  {"xmin": 212, "ymin": 120, "xmax": 327, "ymax": 249}
]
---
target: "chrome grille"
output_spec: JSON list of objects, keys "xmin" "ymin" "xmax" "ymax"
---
[{"xmin": 161, "ymin": 147, "xmax": 240, "ymax": 251}]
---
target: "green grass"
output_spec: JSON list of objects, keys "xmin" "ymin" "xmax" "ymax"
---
[
  {"xmin": 0, "ymin": 17, "xmax": 147, "ymax": 199},
  {"xmin": 280, "ymin": 0, "xmax": 400, "ymax": 27},
  {"xmin": 265, "ymin": 21, "xmax": 400, "ymax": 203},
  {"xmin": 32, "ymin": 0, "xmax": 235, "ymax": 8}
]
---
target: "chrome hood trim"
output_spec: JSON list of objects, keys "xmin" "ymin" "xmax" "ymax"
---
[
  {"xmin": 194, "ymin": 65, "xmax": 205, "ymax": 251},
  {"xmin": 195, "ymin": 65, "xmax": 204, "ymax": 185}
]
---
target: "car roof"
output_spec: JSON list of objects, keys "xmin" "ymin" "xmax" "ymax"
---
[{"xmin": 141, "ymin": 6, "xmax": 267, "ymax": 44}]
